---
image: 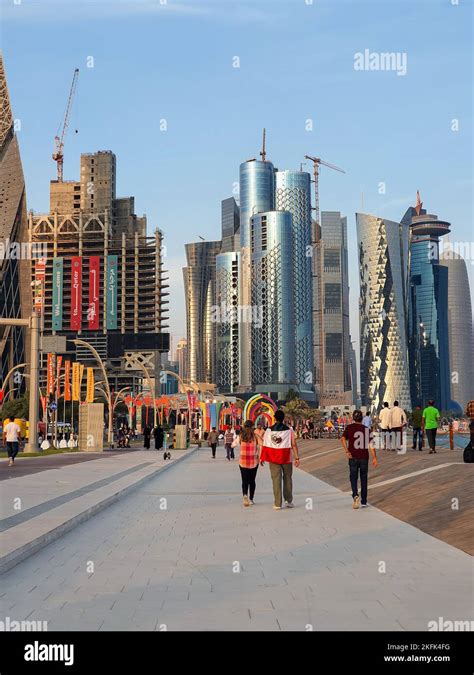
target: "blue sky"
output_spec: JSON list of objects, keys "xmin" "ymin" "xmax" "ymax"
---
[{"xmin": 2, "ymin": 0, "xmax": 472, "ymax": 356}]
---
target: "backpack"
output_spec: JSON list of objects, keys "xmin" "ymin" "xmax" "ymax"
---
[{"xmin": 463, "ymin": 442, "xmax": 474, "ymax": 464}]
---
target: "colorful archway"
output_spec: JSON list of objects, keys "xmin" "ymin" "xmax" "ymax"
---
[{"xmin": 243, "ymin": 394, "xmax": 277, "ymax": 425}]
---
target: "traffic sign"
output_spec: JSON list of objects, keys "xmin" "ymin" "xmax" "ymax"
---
[{"xmin": 49, "ymin": 402, "xmax": 57, "ymax": 412}]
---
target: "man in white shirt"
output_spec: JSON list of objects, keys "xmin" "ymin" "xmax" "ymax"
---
[
  {"xmin": 378, "ymin": 402, "xmax": 392, "ymax": 451},
  {"xmin": 389, "ymin": 401, "xmax": 406, "ymax": 453},
  {"xmin": 3, "ymin": 415, "xmax": 22, "ymax": 466}
]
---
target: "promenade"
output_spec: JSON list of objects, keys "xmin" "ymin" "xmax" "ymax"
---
[{"xmin": 0, "ymin": 445, "xmax": 471, "ymax": 631}]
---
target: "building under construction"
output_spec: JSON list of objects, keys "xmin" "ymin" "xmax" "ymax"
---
[{"xmin": 29, "ymin": 150, "xmax": 169, "ymax": 395}]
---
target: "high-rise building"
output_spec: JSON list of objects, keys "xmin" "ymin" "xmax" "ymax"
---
[
  {"xmin": 175, "ymin": 338, "xmax": 188, "ymax": 383},
  {"xmin": 0, "ymin": 54, "xmax": 32, "ymax": 398},
  {"xmin": 314, "ymin": 212, "xmax": 352, "ymax": 404},
  {"xmin": 220, "ymin": 197, "xmax": 240, "ymax": 253},
  {"xmin": 215, "ymin": 251, "xmax": 240, "ymax": 393},
  {"xmin": 404, "ymin": 197, "xmax": 452, "ymax": 410},
  {"xmin": 275, "ymin": 171, "xmax": 313, "ymax": 393},
  {"xmin": 250, "ymin": 211, "xmax": 297, "ymax": 399},
  {"xmin": 29, "ymin": 151, "xmax": 169, "ymax": 393},
  {"xmin": 349, "ymin": 337, "xmax": 358, "ymax": 406},
  {"xmin": 239, "ymin": 158, "xmax": 275, "ymax": 388},
  {"xmin": 357, "ymin": 213, "xmax": 411, "ymax": 411},
  {"xmin": 183, "ymin": 240, "xmax": 221, "ymax": 384},
  {"xmin": 440, "ymin": 251, "xmax": 474, "ymax": 409}
]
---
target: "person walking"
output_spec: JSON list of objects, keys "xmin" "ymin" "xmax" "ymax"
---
[
  {"xmin": 411, "ymin": 405, "xmax": 424, "ymax": 451},
  {"xmin": 153, "ymin": 424, "xmax": 164, "ymax": 451},
  {"xmin": 341, "ymin": 409, "xmax": 378, "ymax": 509},
  {"xmin": 208, "ymin": 426, "xmax": 219, "ymax": 458},
  {"xmin": 3, "ymin": 415, "xmax": 22, "ymax": 467},
  {"xmin": 260, "ymin": 409, "xmax": 300, "ymax": 510},
  {"xmin": 236, "ymin": 420, "xmax": 261, "ymax": 506},
  {"xmin": 143, "ymin": 424, "xmax": 152, "ymax": 450},
  {"xmin": 224, "ymin": 427, "xmax": 234, "ymax": 461},
  {"xmin": 378, "ymin": 402, "xmax": 391, "ymax": 451},
  {"xmin": 389, "ymin": 401, "xmax": 406, "ymax": 452},
  {"xmin": 362, "ymin": 411, "xmax": 372, "ymax": 431},
  {"xmin": 422, "ymin": 400, "xmax": 440, "ymax": 454}
]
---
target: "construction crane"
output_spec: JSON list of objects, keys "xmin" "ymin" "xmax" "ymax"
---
[
  {"xmin": 304, "ymin": 154, "xmax": 345, "ymax": 406},
  {"xmin": 52, "ymin": 68, "xmax": 79, "ymax": 182}
]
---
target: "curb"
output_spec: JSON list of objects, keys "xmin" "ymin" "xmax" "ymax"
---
[{"xmin": 0, "ymin": 447, "xmax": 197, "ymax": 574}]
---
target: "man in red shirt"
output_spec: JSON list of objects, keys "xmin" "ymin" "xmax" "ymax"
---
[
  {"xmin": 260, "ymin": 410, "xmax": 300, "ymax": 510},
  {"xmin": 341, "ymin": 409, "xmax": 378, "ymax": 509}
]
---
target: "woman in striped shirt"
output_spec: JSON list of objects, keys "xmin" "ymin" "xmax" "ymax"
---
[{"xmin": 233, "ymin": 420, "xmax": 261, "ymax": 507}]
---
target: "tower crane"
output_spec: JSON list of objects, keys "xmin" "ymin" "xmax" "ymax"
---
[
  {"xmin": 52, "ymin": 68, "xmax": 79, "ymax": 182},
  {"xmin": 304, "ymin": 154, "xmax": 345, "ymax": 406}
]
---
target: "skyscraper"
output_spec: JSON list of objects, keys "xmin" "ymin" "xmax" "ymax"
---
[
  {"xmin": 250, "ymin": 211, "xmax": 297, "ymax": 399},
  {"xmin": 275, "ymin": 170, "xmax": 313, "ymax": 393},
  {"xmin": 404, "ymin": 196, "xmax": 452, "ymax": 410},
  {"xmin": 0, "ymin": 54, "xmax": 31, "ymax": 398},
  {"xmin": 220, "ymin": 197, "xmax": 240, "ymax": 253},
  {"xmin": 183, "ymin": 240, "xmax": 221, "ymax": 384},
  {"xmin": 440, "ymin": 251, "xmax": 474, "ymax": 409},
  {"xmin": 357, "ymin": 213, "xmax": 411, "ymax": 411},
  {"xmin": 175, "ymin": 338, "xmax": 188, "ymax": 383},
  {"xmin": 314, "ymin": 212, "xmax": 352, "ymax": 404},
  {"xmin": 239, "ymin": 157, "xmax": 275, "ymax": 388},
  {"xmin": 215, "ymin": 251, "xmax": 240, "ymax": 392}
]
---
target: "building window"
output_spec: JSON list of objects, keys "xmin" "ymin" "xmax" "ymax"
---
[
  {"xmin": 324, "ymin": 249, "xmax": 340, "ymax": 271},
  {"xmin": 324, "ymin": 283, "xmax": 341, "ymax": 312},
  {"xmin": 326, "ymin": 333, "xmax": 342, "ymax": 361}
]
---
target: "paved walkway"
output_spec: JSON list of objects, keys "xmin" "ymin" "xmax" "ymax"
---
[{"xmin": 0, "ymin": 449, "xmax": 472, "ymax": 631}]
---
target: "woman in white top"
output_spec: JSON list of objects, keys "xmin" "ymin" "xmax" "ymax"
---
[{"xmin": 3, "ymin": 415, "xmax": 22, "ymax": 466}]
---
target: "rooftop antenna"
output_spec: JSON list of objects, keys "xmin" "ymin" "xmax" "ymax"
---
[{"xmin": 259, "ymin": 128, "xmax": 266, "ymax": 162}]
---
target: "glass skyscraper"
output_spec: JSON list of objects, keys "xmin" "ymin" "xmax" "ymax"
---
[
  {"xmin": 404, "ymin": 204, "xmax": 452, "ymax": 410},
  {"xmin": 440, "ymin": 251, "xmax": 474, "ymax": 409},
  {"xmin": 250, "ymin": 211, "xmax": 297, "ymax": 399},
  {"xmin": 215, "ymin": 251, "xmax": 240, "ymax": 393},
  {"xmin": 275, "ymin": 170, "xmax": 313, "ymax": 393},
  {"xmin": 239, "ymin": 159, "xmax": 275, "ymax": 388},
  {"xmin": 357, "ymin": 213, "xmax": 411, "ymax": 412}
]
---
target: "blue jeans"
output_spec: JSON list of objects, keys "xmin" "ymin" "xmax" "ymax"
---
[
  {"xmin": 412, "ymin": 427, "xmax": 423, "ymax": 450},
  {"xmin": 349, "ymin": 458, "xmax": 369, "ymax": 504}
]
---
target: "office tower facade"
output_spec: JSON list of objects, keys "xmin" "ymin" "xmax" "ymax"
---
[
  {"xmin": 220, "ymin": 197, "xmax": 240, "ymax": 253},
  {"xmin": 440, "ymin": 251, "xmax": 474, "ymax": 409},
  {"xmin": 349, "ymin": 338, "xmax": 358, "ymax": 406},
  {"xmin": 215, "ymin": 251, "xmax": 240, "ymax": 392},
  {"xmin": 275, "ymin": 171, "xmax": 313, "ymax": 393},
  {"xmin": 239, "ymin": 159, "xmax": 275, "ymax": 388},
  {"xmin": 314, "ymin": 212, "xmax": 352, "ymax": 404},
  {"xmin": 29, "ymin": 152, "xmax": 169, "ymax": 393},
  {"xmin": 357, "ymin": 213, "xmax": 411, "ymax": 411},
  {"xmin": 175, "ymin": 338, "xmax": 188, "ymax": 383},
  {"xmin": 183, "ymin": 240, "xmax": 221, "ymax": 384},
  {"xmin": 250, "ymin": 211, "xmax": 297, "ymax": 399},
  {"xmin": 0, "ymin": 54, "xmax": 32, "ymax": 398},
  {"xmin": 404, "ymin": 201, "xmax": 452, "ymax": 410}
]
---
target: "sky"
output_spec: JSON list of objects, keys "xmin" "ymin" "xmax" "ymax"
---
[{"xmin": 2, "ymin": 0, "xmax": 473, "ymax": 359}]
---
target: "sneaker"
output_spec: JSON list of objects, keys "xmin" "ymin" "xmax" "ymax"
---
[
  {"xmin": 352, "ymin": 495, "xmax": 360, "ymax": 510},
  {"xmin": 285, "ymin": 501, "xmax": 294, "ymax": 508},
  {"xmin": 249, "ymin": 500, "xmax": 254, "ymax": 506},
  {"xmin": 361, "ymin": 503, "xmax": 369, "ymax": 508},
  {"xmin": 243, "ymin": 495, "xmax": 250, "ymax": 507},
  {"xmin": 273, "ymin": 505, "xmax": 282, "ymax": 510},
  {"xmin": 8, "ymin": 459, "xmax": 13, "ymax": 467}
]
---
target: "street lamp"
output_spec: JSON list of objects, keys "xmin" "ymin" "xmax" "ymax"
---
[{"xmin": 70, "ymin": 338, "xmax": 113, "ymax": 445}]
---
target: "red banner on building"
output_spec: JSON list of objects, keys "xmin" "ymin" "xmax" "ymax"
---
[
  {"xmin": 70, "ymin": 257, "xmax": 82, "ymax": 330},
  {"xmin": 88, "ymin": 256, "xmax": 100, "ymax": 330},
  {"xmin": 64, "ymin": 360, "xmax": 71, "ymax": 401},
  {"xmin": 34, "ymin": 258, "xmax": 46, "ymax": 315},
  {"xmin": 46, "ymin": 353, "xmax": 55, "ymax": 395}
]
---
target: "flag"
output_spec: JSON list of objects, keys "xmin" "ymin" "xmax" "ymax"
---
[
  {"xmin": 72, "ymin": 362, "xmax": 80, "ymax": 401},
  {"xmin": 260, "ymin": 427, "xmax": 294, "ymax": 465},
  {"xmin": 86, "ymin": 368, "xmax": 94, "ymax": 403},
  {"xmin": 56, "ymin": 356, "xmax": 63, "ymax": 395},
  {"xmin": 64, "ymin": 361, "xmax": 71, "ymax": 401},
  {"xmin": 46, "ymin": 353, "xmax": 55, "ymax": 395}
]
